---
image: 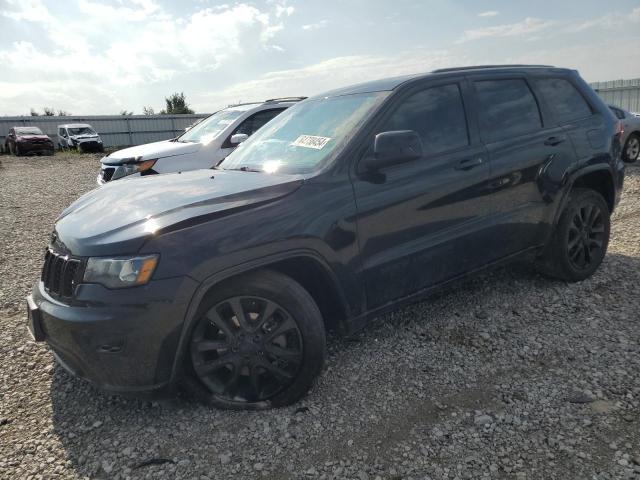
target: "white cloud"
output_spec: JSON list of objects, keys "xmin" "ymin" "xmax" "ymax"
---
[
  {"xmin": 0, "ymin": 1, "xmax": 293, "ymax": 114},
  {"xmin": 195, "ymin": 49, "xmax": 468, "ymax": 110},
  {"xmin": 565, "ymin": 7, "xmax": 640, "ymax": 33},
  {"xmin": 302, "ymin": 20, "xmax": 328, "ymax": 31},
  {"xmin": 478, "ymin": 11, "xmax": 499, "ymax": 18},
  {"xmin": 457, "ymin": 17, "xmax": 555, "ymax": 43}
]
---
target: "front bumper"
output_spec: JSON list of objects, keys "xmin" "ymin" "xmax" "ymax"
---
[
  {"xmin": 77, "ymin": 140, "xmax": 103, "ymax": 152},
  {"xmin": 18, "ymin": 142, "xmax": 54, "ymax": 154},
  {"xmin": 28, "ymin": 275, "xmax": 199, "ymax": 395}
]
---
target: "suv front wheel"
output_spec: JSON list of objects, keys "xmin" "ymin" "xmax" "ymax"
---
[
  {"xmin": 183, "ymin": 269, "xmax": 326, "ymax": 410},
  {"xmin": 540, "ymin": 188, "xmax": 611, "ymax": 282}
]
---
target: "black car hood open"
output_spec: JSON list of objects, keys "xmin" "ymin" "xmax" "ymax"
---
[{"xmin": 55, "ymin": 169, "xmax": 304, "ymax": 256}]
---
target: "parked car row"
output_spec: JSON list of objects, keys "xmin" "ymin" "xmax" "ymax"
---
[
  {"xmin": 27, "ymin": 65, "xmax": 626, "ymax": 409},
  {"xmin": 3, "ymin": 123, "xmax": 103, "ymax": 156}
]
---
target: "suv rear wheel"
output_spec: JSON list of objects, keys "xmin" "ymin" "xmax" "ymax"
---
[
  {"xmin": 539, "ymin": 188, "xmax": 610, "ymax": 282},
  {"xmin": 183, "ymin": 270, "xmax": 326, "ymax": 410}
]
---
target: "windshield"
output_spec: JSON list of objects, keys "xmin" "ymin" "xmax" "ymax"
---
[
  {"xmin": 68, "ymin": 127, "xmax": 96, "ymax": 136},
  {"xmin": 218, "ymin": 92, "xmax": 388, "ymax": 175},
  {"xmin": 178, "ymin": 105, "xmax": 257, "ymax": 144},
  {"xmin": 16, "ymin": 127, "xmax": 43, "ymax": 135}
]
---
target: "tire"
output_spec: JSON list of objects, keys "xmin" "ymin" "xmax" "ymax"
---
[
  {"xmin": 623, "ymin": 133, "xmax": 639, "ymax": 163},
  {"xmin": 537, "ymin": 188, "xmax": 610, "ymax": 282},
  {"xmin": 183, "ymin": 269, "xmax": 326, "ymax": 410}
]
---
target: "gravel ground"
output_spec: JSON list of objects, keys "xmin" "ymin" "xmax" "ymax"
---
[{"xmin": 0, "ymin": 152, "xmax": 639, "ymax": 480}]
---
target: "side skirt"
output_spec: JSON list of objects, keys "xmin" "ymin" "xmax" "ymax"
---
[{"xmin": 344, "ymin": 245, "xmax": 542, "ymax": 335}]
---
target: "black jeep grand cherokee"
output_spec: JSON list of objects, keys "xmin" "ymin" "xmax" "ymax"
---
[{"xmin": 27, "ymin": 65, "xmax": 624, "ymax": 409}]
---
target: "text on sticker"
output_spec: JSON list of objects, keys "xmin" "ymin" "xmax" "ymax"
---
[{"xmin": 291, "ymin": 135, "xmax": 332, "ymax": 150}]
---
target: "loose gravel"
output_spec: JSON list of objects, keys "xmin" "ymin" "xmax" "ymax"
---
[{"xmin": 0, "ymin": 152, "xmax": 639, "ymax": 480}]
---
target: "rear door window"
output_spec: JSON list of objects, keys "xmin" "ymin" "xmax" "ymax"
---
[
  {"xmin": 535, "ymin": 78, "xmax": 593, "ymax": 124},
  {"xmin": 235, "ymin": 108, "xmax": 287, "ymax": 136},
  {"xmin": 474, "ymin": 79, "xmax": 542, "ymax": 143},
  {"xmin": 380, "ymin": 83, "xmax": 469, "ymax": 156}
]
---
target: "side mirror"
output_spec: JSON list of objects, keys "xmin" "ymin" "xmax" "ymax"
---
[
  {"xmin": 361, "ymin": 130, "xmax": 423, "ymax": 171},
  {"xmin": 230, "ymin": 133, "xmax": 249, "ymax": 146}
]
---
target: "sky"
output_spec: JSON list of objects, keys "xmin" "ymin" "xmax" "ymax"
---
[{"xmin": 1, "ymin": 0, "xmax": 639, "ymax": 115}]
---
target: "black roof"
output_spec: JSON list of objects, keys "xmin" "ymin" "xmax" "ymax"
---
[{"xmin": 317, "ymin": 65, "xmax": 569, "ymax": 98}]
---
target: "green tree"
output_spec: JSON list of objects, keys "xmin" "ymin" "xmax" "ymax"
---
[
  {"xmin": 142, "ymin": 106, "xmax": 155, "ymax": 115},
  {"xmin": 120, "ymin": 110, "xmax": 133, "ymax": 116},
  {"xmin": 160, "ymin": 92, "xmax": 194, "ymax": 114},
  {"xmin": 57, "ymin": 110, "xmax": 70, "ymax": 116},
  {"xmin": 30, "ymin": 108, "xmax": 40, "ymax": 117},
  {"xmin": 43, "ymin": 107, "xmax": 55, "ymax": 116}
]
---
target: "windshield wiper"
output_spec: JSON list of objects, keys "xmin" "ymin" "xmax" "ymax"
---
[{"xmin": 225, "ymin": 166, "xmax": 262, "ymax": 172}]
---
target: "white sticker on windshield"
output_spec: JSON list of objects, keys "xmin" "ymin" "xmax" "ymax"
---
[{"xmin": 291, "ymin": 135, "xmax": 331, "ymax": 150}]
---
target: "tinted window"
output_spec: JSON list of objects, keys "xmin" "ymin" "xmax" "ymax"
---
[
  {"xmin": 381, "ymin": 84, "xmax": 469, "ymax": 156},
  {"xmin": 235, "ymin": 108, "xmax": 286, "ymax": 136},
  {"xmin": 475, "ymin": 79, "xmax": 541, "ymax": 143},
  {"xmin": 535, "ymin": 78, "xmax": 592, "ymax": 124}
]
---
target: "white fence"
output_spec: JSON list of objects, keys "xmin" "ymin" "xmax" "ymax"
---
[
  {"xmin": 591, "ymin": 79, "xmax": 640, "ymax": 113},
  {"xmin": 0, "ymin": 114, "xmax": 209, "ymax": 151}
]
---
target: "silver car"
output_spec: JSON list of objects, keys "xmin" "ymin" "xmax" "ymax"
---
[{"xmin": 609, "ymin": 105, "xmax": 640, "ymax": 163}]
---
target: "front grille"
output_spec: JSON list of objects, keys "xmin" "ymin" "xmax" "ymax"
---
[
  {"xmin": 41, "ymin": 249, "xmax": 82, "ymax": 297},
  {"xmin": 101, "ymin": 167, "xmax": 115, "ymax": 182}
]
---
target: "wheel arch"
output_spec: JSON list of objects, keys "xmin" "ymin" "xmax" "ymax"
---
[
  {"xmin": 169, "ymin": 250, "xmax": 350, "ymax": 383},
  {"xmin": 568, "ymin": 166, "xmax": 616, "ymax": 213}
]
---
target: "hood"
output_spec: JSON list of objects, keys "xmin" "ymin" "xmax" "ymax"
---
[
  {"xmin": 71, "ymin": 134, "xmax": 100, "ymax": 141},
  {"xmin": 54, "ymin": 169, "xmax": 304, "ymax": 256},
  {"xmin": 103, "ymin": 139, "xmax": 201, "ymax": 164},
  {"xmin": 18, "ymin": 134, "xmax": 51, "ymax": 141}
]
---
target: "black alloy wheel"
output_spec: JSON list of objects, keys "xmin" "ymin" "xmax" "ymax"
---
[
  {"xmin": 566, "ymin": 202, "xmax": 606, "ymax": 271},
  {"xmin": 190, "ymin": 296, "xmax": 303, "ymax": 403},
  {"xmin": 184, "ymin": 269, "xmax": 326, "ymax": 409},
  {"xmin": 537, "ymin": 188, "xmax": 610, "ymax": 282}
]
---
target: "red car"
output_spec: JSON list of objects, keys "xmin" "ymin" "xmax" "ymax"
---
[{"xmin": 4, "ymin": 127, "xmax": 54, "ymax": 156}]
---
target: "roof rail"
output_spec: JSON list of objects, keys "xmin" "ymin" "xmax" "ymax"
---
[
  {"xmin": 264, "ymin": 96, "xmax": 307, "ymax": 103},
  {"xmin": 431, "ymin": 64, "xmax": 555, "ymax": 74}
]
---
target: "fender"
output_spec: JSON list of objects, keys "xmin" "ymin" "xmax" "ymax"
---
[
  {"xmin": 168, "ymin": 248, "xmax": 350, "ymax": 383},
  {"xmin": 552, "ymin": 163, "xmax": 615, "ymax": 227}
]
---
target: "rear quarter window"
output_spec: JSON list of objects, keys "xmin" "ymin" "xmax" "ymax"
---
[
  {"xmin": 535, "ymin": 78, "xmax": 593, "ymax": 124},
  {"xmin": 474, "ymin": 79, "xmax": 542, "ymax": 143}
]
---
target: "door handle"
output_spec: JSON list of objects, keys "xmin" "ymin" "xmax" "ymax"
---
[
  {"xmin": 455, "ymin": 157, "xmax": 484, "ymax": 171},
  {"xmin": 544, "ymin": 136, "xmax": 566, "ymax": 146}
]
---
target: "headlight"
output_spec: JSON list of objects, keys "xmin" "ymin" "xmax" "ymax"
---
[
  {"xmin": 111, "ymin": 159, "xmax": 157, "ymax": 180},
  {"xmin": 83, "ymin": 254, "xmax": 159, "ymax": 288}
]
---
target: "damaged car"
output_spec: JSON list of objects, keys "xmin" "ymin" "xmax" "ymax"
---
[
  {"xmin": 4, "ymin": 126, "xmax": 54, "ymax": 156},
  {"xmin": 58, "ymin": 123, "xmax": 104, "ymax": 153}
]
